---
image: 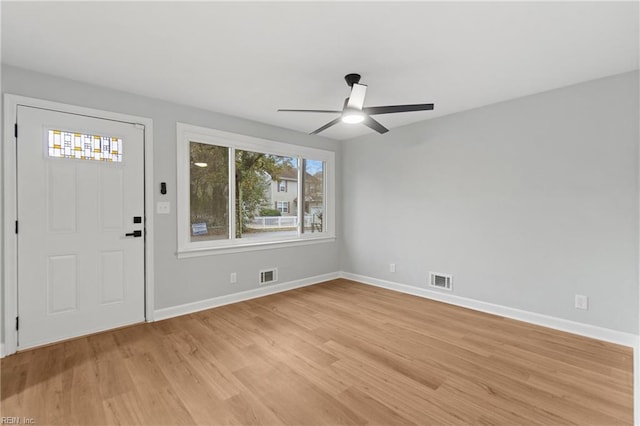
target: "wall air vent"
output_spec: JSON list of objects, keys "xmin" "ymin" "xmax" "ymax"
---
[
  {"xmin": 259, "ymin": 268, "xmax": 278, "ymax": 285},
  {"xmin": 429, "ymin": 272, "xmax": 452, "ymax": 291}
]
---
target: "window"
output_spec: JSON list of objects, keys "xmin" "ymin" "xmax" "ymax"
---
[
  {"xmin": 189, "ymin": 143, "xmax": 229, "ymax": 241},
  {"xmin": 276, "ymin": 201, "xmax": 289, "ymax": 214},
  {"xmin": 177, "ymin": 124, "xmax": 335, "ymax": 256},
  {"xmin": 236, "ymin": 151, "xmax": 298, "ymax": 240},
  {"xmin": 303, "ymin": 159, "xmax": 324, "ymax": 233},
  {"xmin": 48, "ymin": 129, "xmax": 122, "ymax": 162}
]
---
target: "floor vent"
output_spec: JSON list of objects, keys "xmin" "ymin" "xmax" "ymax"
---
[
  {"xmin": 429, "ymin": 272, "xmax": 452, "ymax": 291},
  {"xmin": 259, "ymin": 268, "xmax": 278, "ymax": 285}
]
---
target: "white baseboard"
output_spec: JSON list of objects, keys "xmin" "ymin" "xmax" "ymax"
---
[
  {"xmin": 154, "ymin": 271, "xmax": 340, "ymax": 321},
  {"xmin": 155, "ymin": 269, "xmax": 638, "ymax": 348},
  {"xmin": 340, "ymin": 271, "xmax": 639, "ymax": 348}
]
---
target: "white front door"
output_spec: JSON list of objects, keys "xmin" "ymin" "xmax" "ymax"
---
[{"xmin": 17, "ymin": 106, "xmax": 145, "ymax": 349}]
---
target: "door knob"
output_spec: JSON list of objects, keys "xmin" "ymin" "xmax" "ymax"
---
[{"xmin": 125, "ymin": 230, "xmax": 142, "ymax": 237}]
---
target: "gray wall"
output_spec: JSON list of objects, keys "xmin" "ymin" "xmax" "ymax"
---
[
  {"xmin": 1, "ymin": 65, "xmax": 342, "ymax": 318},
  {"xmin": 342, "ymin": 71, "xmax": 639, "ymax": 334},
  {"xmin": 2, "ymin": 65, "xmax": 638, "ymax": 343}
]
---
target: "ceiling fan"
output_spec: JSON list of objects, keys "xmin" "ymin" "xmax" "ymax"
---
[{"xmin": 278, "ymin": 73, "xmax": 434, "ymax": 135}]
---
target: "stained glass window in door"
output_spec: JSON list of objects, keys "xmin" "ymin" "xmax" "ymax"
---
[{"xmin": 48, "ymin": 130, "xmax": 122, "ymax": 162}]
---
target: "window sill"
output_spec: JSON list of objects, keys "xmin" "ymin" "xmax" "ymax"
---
[{"xmin": 176, "ymin": 235, "xmax": 336, "ymax": 258}]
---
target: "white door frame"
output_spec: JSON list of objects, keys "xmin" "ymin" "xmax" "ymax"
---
[{"xmin": 2, "ymin": 94, "xmax": 155, "ymax": 356}]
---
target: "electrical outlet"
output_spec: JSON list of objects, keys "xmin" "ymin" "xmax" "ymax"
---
[
  {"xmin": 230, "ymin": 272, "xmax": 237, "ymax": 284},
  {"xmin": 575, "ymin": 294, "xmax": 588, "ymax": 310},
  {"xmin": 389, "ymin": 263, "xmax": 396, "ymax": 273}
]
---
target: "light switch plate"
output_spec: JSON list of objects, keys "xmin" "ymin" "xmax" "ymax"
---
[{"xmin": 157, "ymin": 202, "xmax": 170, "ymax": 215}]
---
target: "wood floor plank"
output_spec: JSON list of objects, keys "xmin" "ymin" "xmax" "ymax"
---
[
  {"xmin": 1, "ymin": 279, "xmax": 633, "ymax": 425},
  {"xmin": 336, "ymin": 386, "xmax": 417, "ymax": 426}
]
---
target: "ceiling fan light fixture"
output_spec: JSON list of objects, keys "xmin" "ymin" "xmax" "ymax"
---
[
  {"xmin": 278, "ymin": 73, "xmax": 433, "ymax": 135},
  {"xmin": 341, "ymin": 110, "xmax": 365, "ymax": 124}
]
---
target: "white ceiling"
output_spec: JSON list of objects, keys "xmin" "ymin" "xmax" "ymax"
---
[{"xmin": 2, "ymin": 1, "xmax": 638, "ymax": 140}]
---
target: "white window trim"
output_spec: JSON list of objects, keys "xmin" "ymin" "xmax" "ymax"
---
[{"xmin": 176, "ymin": 123, "xmax": 335, "ymax": 257}]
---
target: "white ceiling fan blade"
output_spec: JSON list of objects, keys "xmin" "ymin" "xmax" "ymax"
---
[{"xmin": 346, "ymin": 83, "xmax": 367, "ymax": 110}]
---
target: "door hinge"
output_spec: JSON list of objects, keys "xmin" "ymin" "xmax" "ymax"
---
[
  {"xmin": 15, "ymin": 220, "xmax": 18, "ymax": 234},
  {"xmin": 16, "ymin": 316, "xmax": 19, "ymax": 331},
  {"xmin": 14, "ymin": 123, "xmax": 18, "ymax": 138}
]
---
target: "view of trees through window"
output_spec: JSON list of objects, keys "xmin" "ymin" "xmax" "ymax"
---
[
  {"xmin": 235, "ymin": 150, "xmax": 298, "ymax": 240},
  {"xmin": 189, "ymin": 141, "xmax": 325, "ymax": 243},
  {"xmin": 189, "ymin": 142, "xmax": 229, "ymax": 241}
]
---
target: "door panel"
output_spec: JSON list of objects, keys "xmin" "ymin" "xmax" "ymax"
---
[
  {"xmin": 99, "ymin": 250, "xmax": 125, "ymax": 304},
  {"xmin": 47, "ymin": 163, "xmax": 77, "ymax": 232},
  {"xmin": 17, "ymin": 106, "xmax": 145, "ymax": 349},
  {"xmin": 46, "ymin": 254, "xmax": 78, "ymax": 314},
  {"xmin": 101, "ymin": 168, "xmax": 125, "ymax": 230}
]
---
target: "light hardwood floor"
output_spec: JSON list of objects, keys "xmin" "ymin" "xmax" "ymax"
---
[{"xmin": 1, "ymin": 279, "xmax": 633, "ymax": 425}]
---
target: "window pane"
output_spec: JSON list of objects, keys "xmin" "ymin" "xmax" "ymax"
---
[
  {"xmin": 236, "ymin": 150, "xmax": 298, "ymax": 240},
  {"xmin": 303, "ymin": 159, "xmax": 324, "ymax": 233},
  {"xmin": 190, "ymin": 142, "xmax": 229, "ymax": 241},
  {"xmin": 48, "ymin": 129, "xmax": 122, "ymax": 162}
]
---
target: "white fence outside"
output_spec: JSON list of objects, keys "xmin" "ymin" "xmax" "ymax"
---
[
  {"xmin": 248, "ymin": 216, "xmax": 297, "ymax": 229},
  {"xmin": 247, "ymin": 215, "xmax": 321, "ymax": 230}
]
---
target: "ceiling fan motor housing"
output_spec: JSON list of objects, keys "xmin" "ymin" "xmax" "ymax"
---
[{"xmin": 344, "ymin": 73, "xmax": 361, "ymax": 87}]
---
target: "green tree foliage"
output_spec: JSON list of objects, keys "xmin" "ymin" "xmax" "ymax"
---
[{"xmin": 260, "ymin": 208, "xmax": 282, "ymax": 217}]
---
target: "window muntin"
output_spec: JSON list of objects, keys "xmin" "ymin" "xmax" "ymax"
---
[
  {"xmin": 177, "ymin": 124, "xmax": 334, "ymax": 255},
  {"xmin": 48, "ymin": 129, "xmax": 122, "ymax": 162}
]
